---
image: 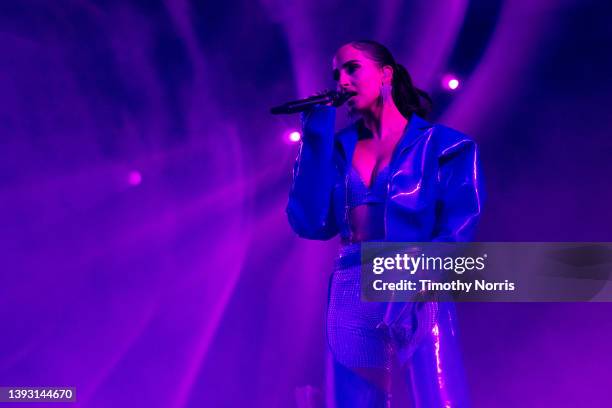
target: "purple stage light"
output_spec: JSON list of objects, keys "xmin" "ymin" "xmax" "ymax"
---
[
  {"xmin": 442, "ymin": 74, "xmax": 460, "ymax": 91},
  {"xmin": 288, "ymin": 131, "xmax": 301, "ymax": 143},
  {"xmin": 127, "ymin": 170, "xmax": 142, "ymax": 186}
]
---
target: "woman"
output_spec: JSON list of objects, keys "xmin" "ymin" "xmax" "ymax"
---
[{"xmin": 287, "ymin": 40, "xmax": 484, "ymax": 407}]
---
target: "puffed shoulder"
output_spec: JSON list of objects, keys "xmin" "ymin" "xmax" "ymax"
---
[{"xmin": 431, "ymin": 123, "xmax": 478, "ymax": 159}]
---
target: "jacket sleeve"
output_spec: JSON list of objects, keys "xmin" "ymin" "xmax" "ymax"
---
[
  {"xmin": 285, "ymin": 106, "xmax": 340, "ymax": 240},
  {"xmin": 432, "ymin": 136, "xmax": 485, "ymax": 242}
]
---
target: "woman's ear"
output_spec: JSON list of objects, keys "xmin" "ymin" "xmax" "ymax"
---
[{"xmin": 382, "ymin": 65, "xmax": 394, "ymax": 86}]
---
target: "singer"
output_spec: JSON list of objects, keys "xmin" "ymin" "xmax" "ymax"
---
[{"xmin": 286, "ymin": 40, "xmax": 485, "ymax": 407}]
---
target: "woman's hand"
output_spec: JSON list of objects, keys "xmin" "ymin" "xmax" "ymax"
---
[{"xmin": 308, "ymin": 89, "xmax": 334, "ymax": 106}]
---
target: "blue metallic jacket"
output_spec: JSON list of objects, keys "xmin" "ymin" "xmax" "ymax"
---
[{"xmin": 286, "ymin": 106, "xmax": 485, "ymax": 242}]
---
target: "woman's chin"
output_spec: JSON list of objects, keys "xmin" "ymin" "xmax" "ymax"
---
[
  {"xmin": 347, "ymin": 97, "xmax": 378, "ymax": 114},
  {"xmin": 347, "ymin": 99, "xmax": 364, "ymax": 114}
]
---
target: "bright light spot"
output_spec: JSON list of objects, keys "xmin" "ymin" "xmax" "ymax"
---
[
  {"xmin": 441, "ymin": 74, "xmax": 460, "ymax": 91},
  {"xmin": 128, "ymin": 170, "xmax": 142, "ymax": 186},
  {"xmin": 288, "ymin": 131, "xmax": 301, "ymax": 143}
]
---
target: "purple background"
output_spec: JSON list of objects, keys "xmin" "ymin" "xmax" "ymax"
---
[{"xmin": 1, "ymin": 0, "xmax": 612, "ymax": 407}]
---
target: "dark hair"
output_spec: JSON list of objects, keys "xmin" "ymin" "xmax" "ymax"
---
[{"xmin": 349, "ymin": 40, "xmax": 432, "ymax": 118}]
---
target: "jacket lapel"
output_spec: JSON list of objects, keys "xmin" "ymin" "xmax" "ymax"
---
[
  {"xmin": 393, "ymin": 114, "xmax": 433, "ymax": 163},
  {"xmin": 336, "ymin": 114, "xmax": 433, "ymax": 171}
]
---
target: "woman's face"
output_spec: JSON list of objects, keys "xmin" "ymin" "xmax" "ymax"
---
[{"xmin": 332, "ymin": 44, "xmax": 389, "ymax": 113}]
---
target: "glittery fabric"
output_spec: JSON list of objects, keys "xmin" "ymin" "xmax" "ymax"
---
[
  {"xmin": 327, "ymin": 244, "xmax": 440, "ymax": 372},
  {"xmin": 327, "ymin": 244, "xmax": 395, "ymax": 370},
  {"xmin": 345, "ymin": 165, "xmax": 390, "ymax": 243},
  {"xmin": 327, "ymin": 245, "xmax": 472, "ymax": 406},
  {"xmin": 346, "ymin": 165, "xmax": 390, "ymax": 208}
]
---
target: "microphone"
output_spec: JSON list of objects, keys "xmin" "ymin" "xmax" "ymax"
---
[{"xmin": 270, "ymin": 90, "xmax": 357, "ymax": 115}]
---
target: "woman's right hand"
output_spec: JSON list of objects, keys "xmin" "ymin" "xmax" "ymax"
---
[{"xmin": 309, "ymin": 89, "xmax": 334, "ymax": 106}]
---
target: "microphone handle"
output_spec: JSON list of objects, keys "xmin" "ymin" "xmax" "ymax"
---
[{"xmin": 270, "ymin": 91, "xmax": 353, "ymax": 115}]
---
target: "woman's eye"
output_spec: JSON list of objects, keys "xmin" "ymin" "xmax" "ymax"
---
[
  {"xmin": 332, "ymin": 64, "xmax": 360, "ymax": 81},
  {"xmin": 347, "ymin": 64, "xmax": 359, "ymax": 74}
]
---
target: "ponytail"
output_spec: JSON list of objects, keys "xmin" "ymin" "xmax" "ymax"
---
[{"xmin": 392, "ymin": 63, "xmax": 432, "ymax": 118}]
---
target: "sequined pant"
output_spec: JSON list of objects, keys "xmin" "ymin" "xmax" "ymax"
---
[{"xmin": 327, "ymin": 244, "xmax": 470, "ymax": 407}]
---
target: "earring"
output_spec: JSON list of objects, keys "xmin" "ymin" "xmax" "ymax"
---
[{"xmin": 381, "ymin": 82, "xmax": 392, "ymax": 104}]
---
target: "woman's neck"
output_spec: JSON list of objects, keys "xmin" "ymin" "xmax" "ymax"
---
[{"xmin": 361, "ymin": 101, "xmax": 408, "ymax": 140}]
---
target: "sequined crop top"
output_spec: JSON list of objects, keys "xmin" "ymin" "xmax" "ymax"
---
[{"xmin": 345, "ymin": 165, "xmax": 391, "ymax": 242}]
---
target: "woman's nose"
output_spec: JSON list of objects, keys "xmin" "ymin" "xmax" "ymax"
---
[{"xmin": 338, "ymin": 72, "xmax": 351, "ymax": 89}]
